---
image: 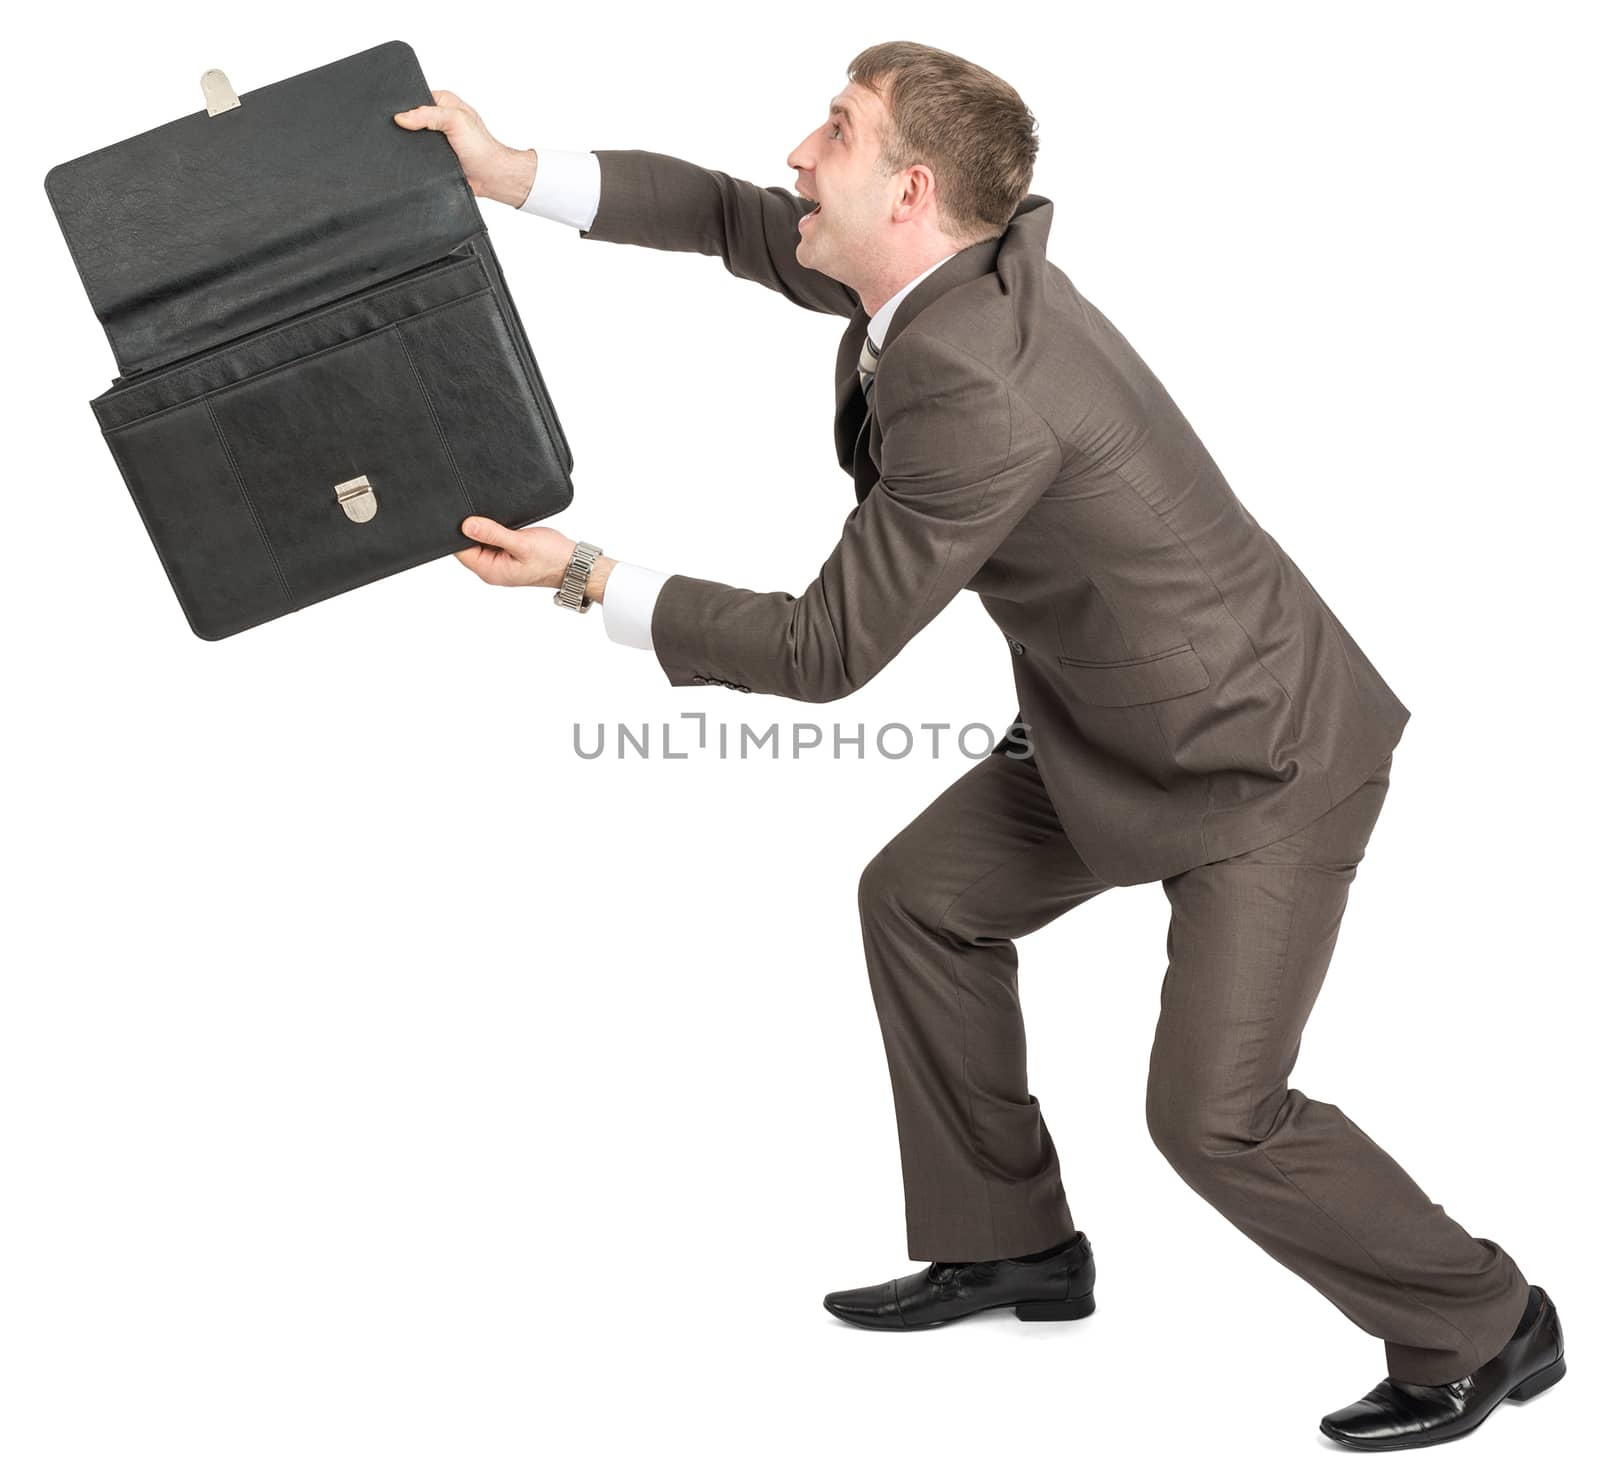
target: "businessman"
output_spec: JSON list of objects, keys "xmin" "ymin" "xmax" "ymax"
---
[{"xmin": 396, "ymin": 41, "xmax": 1564, "ymax": 1450}]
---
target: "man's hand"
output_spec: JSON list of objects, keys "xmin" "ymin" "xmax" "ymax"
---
[
  {"xmin": 393, "ymin": 90, "xmax": 537, "ymax": 207},
  {"xmin": 455, "ymin": 517, "xmax": 614, "ymax": 602}
]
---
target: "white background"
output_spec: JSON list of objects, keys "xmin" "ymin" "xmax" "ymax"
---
[{"xmin": 3, "ymin": 2, "xmax": 1593, "ymax": 1468}]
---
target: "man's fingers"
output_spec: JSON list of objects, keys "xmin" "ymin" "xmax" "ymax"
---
[
  {"xmin": 433, "ymin": 90, "xmax": 481, "ymax": 122},
  {"xmin": 394, "ymin": 103, "xmax": 455, "ymax": 132},
  {"xmin": 463, "ymin": 516, "xmax": 522, "ymax": 552}
]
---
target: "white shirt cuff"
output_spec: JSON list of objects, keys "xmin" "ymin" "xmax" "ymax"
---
[
  {"xmin": 517, "ymin": 149, "xmax": 601, "ymax": 232},
  {"xmin": 601, "ymin": 561, "xmax": 671, "ymax": 651}
]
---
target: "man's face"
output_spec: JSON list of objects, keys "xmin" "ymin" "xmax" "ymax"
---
[{"xmin": 787, "ymin": 81, "xmax": 900, "ymax": 282}]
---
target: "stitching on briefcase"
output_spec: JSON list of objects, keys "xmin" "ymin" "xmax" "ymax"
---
[
  {"xmin": 391, "ymin": 322, "xmax": 476, "ymax": 520},
  {"xmin": 104, "ymin": 254, "xmax": 484, "ymax": 409},
  {"xmin": 203, "ymin": 396, "xmax": 297, "ymax": 609},
  {"xmin": 106, "ymin": 289, "xmax": 497, "ymax": 432}
]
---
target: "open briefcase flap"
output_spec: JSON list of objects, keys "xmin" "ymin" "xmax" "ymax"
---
[{"xmin": 44, "ymin": 39, "xmax": 482, "ymax": 379}]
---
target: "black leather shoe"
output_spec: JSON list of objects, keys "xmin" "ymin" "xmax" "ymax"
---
[
  {"xmin": 822, "ymin": 1230, "xmax": 1095, "ymax": 1330},
  {"xmin": 1319, "ymin": 1284, "xmax": 1565, "ymax": 1451}
]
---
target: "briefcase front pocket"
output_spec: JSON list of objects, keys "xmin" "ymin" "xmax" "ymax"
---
[{"xmin": 95, "ymin": 255, "xmax": 572, "ymax": 640}]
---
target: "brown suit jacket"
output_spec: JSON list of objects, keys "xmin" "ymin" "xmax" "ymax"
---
[{"xmin": 578, "ymin": 149, "xmax": 1411, "ymax": 885}]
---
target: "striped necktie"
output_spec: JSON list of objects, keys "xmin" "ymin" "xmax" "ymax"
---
[{"xmin": 858, "ymin": 333, "xmax": 881, "ymax": 396}]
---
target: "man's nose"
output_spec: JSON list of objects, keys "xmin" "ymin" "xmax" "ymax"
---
[{"xmin": 787, "ymin": 131, "xmax": 817, "ymax": 173}]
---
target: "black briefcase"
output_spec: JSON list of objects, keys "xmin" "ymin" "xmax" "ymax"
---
[{"xmin": 44, "ymin": 40, "xmax": 574, "ymax": 641}]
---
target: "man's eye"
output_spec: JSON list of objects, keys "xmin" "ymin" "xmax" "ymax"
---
[{"xmin": 828, "ymin": 123, "xmax": 842, "ymax": 140}]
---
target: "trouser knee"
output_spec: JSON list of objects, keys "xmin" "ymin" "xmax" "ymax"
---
[
  {"xmin": 857, "ymin": 841, "xmax": 938, "ymax": 934},
  {"xmin": 1146, "ymin": 1086, "xmax": 1273, "ymax": 1189}
]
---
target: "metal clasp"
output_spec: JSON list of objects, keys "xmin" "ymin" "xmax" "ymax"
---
[
  {"xmin": 201, "ymin": 68, "xmax": 240, "ymax": 117},
  {"xmin": 335, "ymin": 474, "xmax": 378, "ymax": 523}
]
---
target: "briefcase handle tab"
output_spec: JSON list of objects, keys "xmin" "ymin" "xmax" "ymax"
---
[{"xmin": 200, "ymin": 68, "xmax": 240, "ymax": 117}]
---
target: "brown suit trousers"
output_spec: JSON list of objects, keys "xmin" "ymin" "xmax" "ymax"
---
[{"xmin": 859, "ymin": 742, "xmax": 1528, "ymax": 1384}]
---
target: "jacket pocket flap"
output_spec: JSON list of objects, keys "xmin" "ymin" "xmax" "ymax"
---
[{"xmin": 1058, "ymin": 643, "xmax": 1211, "ymax": 707}]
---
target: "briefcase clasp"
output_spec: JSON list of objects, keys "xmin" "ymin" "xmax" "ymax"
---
[
  {"xmin": 200, "ymin": 68, "xmax": 241, "ymax": 117},
  {"xmin": 335, "ymin": 474, "xmax": 379, "ymax": 523}
]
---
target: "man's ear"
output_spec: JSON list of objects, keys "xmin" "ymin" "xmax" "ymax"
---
[{"xmin": 896, "ymin": 163, "xmax": 937, "ymax": 222}]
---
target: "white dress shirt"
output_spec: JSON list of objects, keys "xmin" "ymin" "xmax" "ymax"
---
[{"xmin": 521, "ymin": 149, "xmax": 957, "ymax": 652}]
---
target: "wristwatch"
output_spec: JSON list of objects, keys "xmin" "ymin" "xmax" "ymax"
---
[{"xmin": 553, "ymin": 540, "xmax": 603, "ymax": 612}]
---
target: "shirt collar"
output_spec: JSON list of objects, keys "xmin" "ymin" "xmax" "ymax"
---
[{"xmin": 866, "ymin": 250, "xmax": 961, "ymax": 350}]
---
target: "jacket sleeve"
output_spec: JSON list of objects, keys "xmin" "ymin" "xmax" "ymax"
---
[
  {"xmin": 579, "ymin": 149, "xmax": 860, "ymax": 318},
  {"xmin": 644, "ymin": 331, "xmax": 1064, "ymax": 702}
]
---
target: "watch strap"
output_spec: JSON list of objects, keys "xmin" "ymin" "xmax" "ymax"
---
[{"xmin": 554, "ymin": 539, "xmax": 603, "ymax": 611}]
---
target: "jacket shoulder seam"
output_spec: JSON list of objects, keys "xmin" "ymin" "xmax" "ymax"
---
[{"xmin": 894, "ymin": 325, "xmax": 1067, "ymax": 464}]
